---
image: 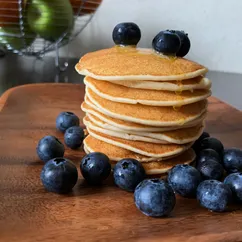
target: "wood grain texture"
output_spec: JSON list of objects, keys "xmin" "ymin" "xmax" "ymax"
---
[{"xmin": 0, "ymin": 83, "xmax": 241, "ymax": 242}]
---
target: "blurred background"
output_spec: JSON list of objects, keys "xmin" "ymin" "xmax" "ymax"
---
[{"xmin": 0, "ymin": 0, "xmax": 241, "ymax": 109}]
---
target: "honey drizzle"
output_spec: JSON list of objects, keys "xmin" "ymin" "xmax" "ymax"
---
[
  {"xmin": 176, "ymin": 80, "xmax": 183, "ymax": 86},
  {"xmin": 175, "ymin": 89, "xmax": 183, "ymax": 95},
  {"xmin": 173, "ymin": 105, "xmax": 182, "ymax": 111},
  {"xmin": 168, "ymin": 55, "xmax": 177, "ymax": 62},
  {"xmin": 179, "ymin": 118, "xmax": 186, "ymax": 125},
  {"xmin": 175, "ymin": 80, "xmax": 183, "ymax": 95},
  {"xmin": 114, "ymin": 46, "xmax": 179, "ymax": 60}
]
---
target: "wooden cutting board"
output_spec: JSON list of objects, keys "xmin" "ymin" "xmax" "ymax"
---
[{"xmin": 0, "ymin": 83, "xmax": 242, "ymax": 242}]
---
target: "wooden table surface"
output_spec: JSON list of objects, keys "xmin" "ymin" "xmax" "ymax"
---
[{"xmin": 0, "ymin": 83, "xmax": 242, "ymax": 242}]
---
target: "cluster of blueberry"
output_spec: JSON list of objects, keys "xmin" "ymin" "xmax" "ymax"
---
[
  {"xmin": 37, "ymin": 111, "xmax": 85, "ymax": 193},
  {"xmin": 112, "ymin": 22, "xmax": 190, "ymax": 57},
  {"xmin": 36, "ymin": 111, "xmax": 242, "ymax": 217},
  {"xmin": 136, "ymin": 134, "xmax": 242, "ymax": 216},
  {"xmin": 168, "ymin": 132, "xmax": 242, "ymax": 214}
]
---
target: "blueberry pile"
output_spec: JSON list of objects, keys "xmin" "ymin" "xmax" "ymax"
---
[
  {"xmin": 36, "ymin": 112, "xmax": 242, "ymax": 217},
  {"xmin": 112, "ymin": 22, "xmax": 191, "ymax": 57},
  {"xmin": 167, "ymin": 133, "xmax": 242, "ymax": 213},
  {"xmin": 37, "ymin": 111, "xmax": 85, "ymax": 193}
]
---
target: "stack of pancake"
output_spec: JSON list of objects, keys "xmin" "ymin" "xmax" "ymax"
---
[{"xmin": 75, "ymin": 46, "xmax": 211, "ymax": 176}]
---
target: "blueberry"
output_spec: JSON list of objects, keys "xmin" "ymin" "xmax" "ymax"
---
[
  {"xmin": 197, "ymin": 160, "xmax": 224, "ymax": 180},
  {"xmin": 80, "ymin": 152, "xmax": 111, "ymax": 184},
  {"xmin": 197, "ymin": 180, "xmax": 232, "ymax": 212},
  {"xmin": 113, "ymin": 158, "xmax": 146, "ymax": 192},
  {"xmin": 192, "ymin": 131, "xmax": 210, "ymax": 154},
  {"xmin": 224, "ymin": 173, "xmax": 242, "ymax": 202},
  {"xmin": 167, "ymin": 164, "xmax": 202, "ymax": 197},
  {"xmin": 196, "ymin": 148, "xmax": 221, "ymax": 165},
  {"xmin": 64, "ymin": 126, "xmax": 84, "ymax": 149},
  {"xmin": 223, "ymin": 148, "xmax": 242, "ymax": 173},
  {"xmin": 174, "ymin": 31, "xmax": 191, "ymax": 57},
  {"xmin": 112, "ymin": 22, "xmax": 141, "ymax": 46},
  {"xmin": 198, "ymin": 131, "xmax": 210, "ymax": 141},
  {"xmin": 36, "ymin": 135, "xmax": 65, "ymax": 162},
  {"xmin": 41, "ymin": 157, "xmax": 78, "ymax": 194},
  {"xmin": 134, "ymin": 179, "xmax": 176, "ymax": 217},
  {"xmin": 152, "ymin": 30, "xmax": 181, "ymax": 55},
  {"xmin": 199, "ymin": 137, "xmax": 224, "ymax": 158},
  {"xmin": 56, "ymin": 111, "xmax": 79, "ymax": 133}
]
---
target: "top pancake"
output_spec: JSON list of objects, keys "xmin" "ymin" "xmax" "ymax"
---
[{"xmin": 75, "ymin": 46, "xmax": 208, "ymax": 81}]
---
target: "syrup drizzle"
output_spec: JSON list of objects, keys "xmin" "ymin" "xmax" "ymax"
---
[
  {"xmin": 175, "ymin": 89, "xmax": 183, "ymax": 95},
  {"xmin": 178, "ymin": 118, "xmax": 186, "ymax": 125},
  {"xmin": 173, "ymin": 105, "xmax": 182, "ymax": 111},
  {"xmin": 114, "ymin": 46, "xmax": 178, "ymax": 60}
]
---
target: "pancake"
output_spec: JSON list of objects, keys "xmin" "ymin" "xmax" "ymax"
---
[
  {"xmin": 83, "ymin": 116, "xmax": 164, "ymax": 144},
  {"xmin": 86, "ymin": 111, "xmax": 206, "ymax": 133},
  {"xmin": 81, "ymin": 101, "xmax": 207, "ymax": 132},
  {"xmin": 86, "ymin": 88, "xmax": 208, "ymax": 126},
  {"xmin": 75, "ymin": 46, "xmax": 208, "ymax": 81},
  {"xmin": 105, "ymin": 76, "xmax": 211, "ymax": 91},
  {"xmin": 81, "ymin": 101, "xmax": 174, "ymax": 132},
  {"xmin": 84, "ymin": 137, "xmax": 195, "ymax": 174},
  {"xmin": 86, "ymin": 112, "xmax": 174, "ymax": 133},
  {"xmin": 83, "ymin": 115, "xmax": 204, "ymax": 144},
  {"xmin": 84, "ymin": 135, "xmax": 160, "ymax": 162},
  {"xmin": 140, "ymin": 152, "xmax": 194, "ymax": 175},
  {"xmin": 84, "ymin": 76, "xmax": 211, "ymax": 106},
  {"xmin": 87, "ymin": 127, "xmax": 192, "ymax": 158}
]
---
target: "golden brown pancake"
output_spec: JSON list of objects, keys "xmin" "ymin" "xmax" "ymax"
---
[
  {"xmin": 83, "ymin": 116, "xmax": 165, "ymax": 143},
  {"xmin": 86, "ymin": 88, "xmax": 208, "ymax": 126},
  {"xmin": 84, "ymin": 136, "xmax": 195, "ymax": 175},
  {"xmin": 104, "ymin": 76, "xmax": 211, "ymax": 91},
  {"xmin": 87, "ymin": 127, "xmax": 192, "ymax": 158},
  {"xmin": 83, "ymin": 115, "xmax": 204, "ymax": 144},
  {"xmin": 75, "ymin": 46, "xmax": 208, "ymax": 81},
  {"xmin": 83, "ymin": 135, "xmax": 159, "ymax": 162},
  {"xmin": 140, "ymin": 153, "xmax": 194, "ymax": 175},
  {"xmin": 81, "ymin": 101, "xmax": 207, "ymax": 132},
  {"xmin": 84, "ymin": 76, "xmax": 211, "ymax": 106}
]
